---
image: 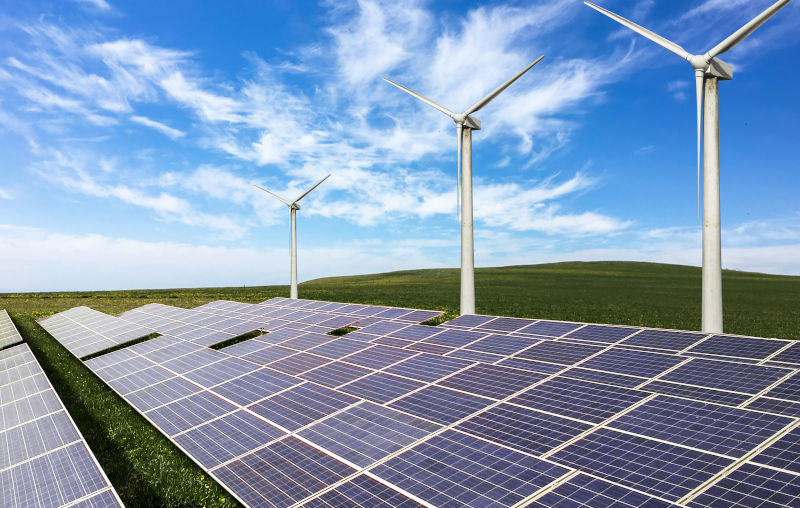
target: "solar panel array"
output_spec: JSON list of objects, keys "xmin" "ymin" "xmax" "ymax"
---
[
  {"xmin": 0, "ymin": 338, "xmax": 123, "ymax": 507},
  {"xmin": 37, "ymin": 306, "xmax": 155, "ymax": 358},
  {"xmin": 39, "ymin": 298, "xmax": 800, "ymax": 507},
  {"xmin": 1, "ymin": 310, "xmax": 24, "ymax": 350}
]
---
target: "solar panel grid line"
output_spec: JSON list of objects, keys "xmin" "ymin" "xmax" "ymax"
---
[
  {"xmin": 0, "ymin": 435, "xmax": 85, "ymax": 474},
  {"xmin": 677, "ymin": 418, "xmax": 800, "ymax": 506},
  {"xmin": 299, "ymin": 471, "xmax": 437, "ymax": 508},
  {"xmin": 512, "ymin": 468, "xmax": 582, "ymax": 507},
  {"xmin": 758, "ymin": 340, "xmax": 798, "ymax": 366},
  {"xmin": 60, "ymin": 487, "xmax": 120, "ymax": 508},
  {"xmin": 737, "ymin": 367, "xmax": 800, "ymax": 410},
  {"xmin": 632, "ymin": 356, "xmax": 694, "ymax": 390}
]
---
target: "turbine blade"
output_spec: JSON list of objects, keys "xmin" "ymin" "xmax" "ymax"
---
[
  {"xmin": 253, "ymin": 184, "xmax": 292, "ymax": 207},
  {"xmin": 705, "ymin": 0, "xmax": 791, "ymax": 59},
  {"xmin": 293, "ymin": 173, "xmax": 331, "ymax": 204},
  {"xmin": 457, "ymin": 123, "xmax": 462, "ymax": 222},
  {"xmin": 463, "ymin": 55, "xmax": 545, "ymax": 116},
  {"xmin": 695, "ymin": 71, "xmax": 704, "ymax": 224},
  {"xmin": 584, "ymin": 2, "xmax": 691, "ymax": 60},
  {"xmin": 383, "ymin": 78, "xmax": 457, "ymax": 119}
]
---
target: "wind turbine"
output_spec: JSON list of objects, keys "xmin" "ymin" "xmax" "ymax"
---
[
  {"xmin": 384, "ymin": 55, "xmax": 544, "ymax": 316},
  {"xmin": 585, "ymin": 0, "xmax": 791, "ymax": 333},
  {"xmin": 254, "ymin": 174, "xmax": 330, "ymax": 299}
]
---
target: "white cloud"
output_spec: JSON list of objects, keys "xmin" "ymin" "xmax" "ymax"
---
[
  {"xmin": 71, "ymin": 0, "xmax": 111, "ymax": 11},
  {"xmin": 0, "ymin": 188, "xmax": 12, "ymax": 200},
  {"xmin": 130, "ymin": 115, "xmax": 185, "ymax": 139}
]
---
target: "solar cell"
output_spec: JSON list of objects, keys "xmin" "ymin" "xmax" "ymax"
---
[
  {"xmin": 579, "ymin": 349, "xmax": 686, "ymax": 378},
  {"xmin": 0, "ymin": 310, "xmax": 23, "ymax": 349},
  {"xmin": 498, "ymin": 357, "xmax": 566, "ymax": 374},
  {"xmin": 160, "ymin": 348, "xmax": 225, "ymax": 374},
  {"xmin": 342, "ymin": 345, "xmax": 417, "ymax": 370},
  {"xmin": 687, "ymin": 334, "xmax": 788, "ymax": 360},
  {"xmin": 371, "ymin": 430, "xmax": 571, "ymax": 507},
  {"xmin": 1, "ymin": 390, "xmax": 63, "ymax": 428},
  {"xmin": 373, "ymin": 336, "xmax": 414, "ymax": 348},
  {"xmin": 356, "ymin": 320, "xmax": 410, "ymax": 336},
  {"xmin": 307, "ymin": 338, "xmax": 370, "ymax": 359},
  {"xmin": 145, "ymin": 391, "xmax": 236, "ymax": 436},
  {"xmin": 213, "ymin": 437, "xmax": 355, "ymax": 507},
  {"xmin": 280, "ymin": 332, "xmax": 335, "ymax": 351},
  {"xmin": 0, "ymin": 373, "xmax": 51, "ymax": 402},
  {"xmin": 404, "ymin": 342, "xmax": 453, "ymax": 355},
  {"xmin": 768, "ymin": 343, "xmax": 800, "ymax": 366},
  {"xmin": 248, "ymin": 383, "xmax": 358, "ymax": 431},
  {"xmin": 619, "ymin": 329, "xmax": 708, "ymax": 351},
  {"xmin": 476, "ymin": 316, "xmax": 537, "ymax": 332},
  {"xmin": 384, "ymin": 353, "xmax": 473, "ymax": 382},
  {"xmin": 339, "ymin": 372, "xmax": 424, "ymax": 404},
  {"xmin": 688, "ymin": 463, "xmax": 800, "ymax": 508},
  {"xmin": 465, "ymin": 333, "xmax": 540, "ymax": 356},
  {"xmin": 183, "ymin": 357, "xmax": 260, "ymax": 388},
  {"xmin": 241, "ymin": 345, "xmax": 296, "ymax": 365},
  {"xmin": 639, "ymin": 380, "xmax": 752, "ymax": 406},
  {"xmin": 125, "ymin": 376, "xmax": 202, "ymax": 412},
  {"xmin": 269, "ymin": 352, "xmax": 331, "ymax": 375},
  {"xmin": 217, "ymin": 337, "xmax": 270, "ymax": 357},
  {"xmin": 659, "ymin": 359, "xmax": 790, "ymax": 394},
  {"xmin": 440, "ymin": 314, "xmax": 495, "ymax": 328},
  {"xmin": 300, "ymin": 361, "xmax": 372, "ymax": 388},
  {"xmin": 173, "ymin": 410, "xmax": 284, "ymax": 469},
  {"xmin": 397, "ymin": 310, "xmax": 441, "ymax": 323},
  {"xmin": 551, "ymin": 428, "xmax": 734, "ymax": 502},
  {"xmin": 511, "ymin": 376, "xmax": 649, "ymax": 424},
  {"xmin": 421, "ymin": 328, "xmax": 486, "ymax": 348},
  {"xmin": 751, "ymin": 426, "xmax": 800, "ymax": 473},
  {"xmin": 212, "ymin": 367, "xmax": 300, "ymax": 406},
  {"xmin": 0, "ymin": 411, "xmax": 81, "ymax": 469},
  {"xmin": 517, "ymin": 340, "xmax": 605, "ymax": 365},
  {"xmin": 437, "ymin": 363, "xmax": 547, "ymax": 399},
  {"xmin": 447, "ymin": 349, "xmax": 503, "ymax": 363},
  {"xmin": 745, "ymin": 397, "xmax": 800, "ymax": 418},
  {"xmin": 609, "ymin": 395, "xmax": 794, "ymax": 457},
  {"xmin": 527, "ymin": 473, "xmax": 676, "ymax": 508},
  {"xmin": 108, "ymin": 365, "xmax": 173, "ymax": 395},
  {"xmin": 456, "ymin": 403, "xmax": 592, "ymax": 455},
  {"xmin": 303, "ymin": 474, "xmax": 423, "ymax": 507},
  {"xmin": 565, "ymin": 324, "xmax": 640, "ymax": 343},
  {"xmin": 516, "ymin": 319, "xmax": 583, "ymax": 337},
  {"xmin": 388, "ymin": 385, "xmax": 493, "ymax": 425},
  {"xmin": 764, "ymin": 371, "xmax": 800, "ymax": 401},
  {"xmin": 298, "ymin": 402, "xmax": 439, "ymax": 467},
  {"xmin": 387, "ymin": 324, "xmax": 441, "ymax": 341}
]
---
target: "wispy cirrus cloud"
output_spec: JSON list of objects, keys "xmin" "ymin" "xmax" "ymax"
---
[{"xmin": 130, "ymin": 115, "xmax": 185, "ymax": 139}]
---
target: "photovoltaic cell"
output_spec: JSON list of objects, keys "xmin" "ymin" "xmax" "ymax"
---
[
  {"xmin": 125, "ymin": 376, "xmax": 201, "ymax": 412},
  {"xmin": 307, "ymin": 338, "xmax": 370, "ymax": 359},
  {"xmin": 299, "ymin": 361, "xmax": 372, "ymax": 388},
  {"xmin": 447, "ymin": 349, "xmax": 504, "ymax": 363},
  {"xmin": 241, "ymin": 345, "xmax": 296, "ymax": 366},
  {"xmin": 371, "ymin": 430, "xmax": 571, "ymax": 508},
  {"xmin": 659, "ymin": 359, "xmax": 790, "ymax": 394},
  {"xmin": 0, "ymin": 310, "xmax": 23, "ymax": 349},
  {"xmin": 751, "ymin": 426, "xmax": 800, "ymax": 473},
  {"xmin": 578, "ymin": 349, "xmax": 686, "ymax": 378},
  {"xmin": 518, "ymin": 320, "xmax": 583, "ymax": 337},
  {"xmin": 387, "ymin": 325, "xmax": 441, "ymax": 341},
  {"xmin": 456, "ymin": 403, "xmax": 592, "ymax": 455},
  {"xmin": 440, "ymin": 314, "xmax": 495, "ymax": 328},
  {"xmin": 343, "ymin": 345, "xmax": 417, "ymax": 370},
  {"xmin": 339, "ymin": 372, "xmax": 424, "ymax": 403},
  {"xmin": 437, "ymin": 363, "xmax": 547, "ymax": 399},
  {"xmin": 511, "ymin": 376, "xmax": 649, "ymax": 424},
  {"xmin": 404, "ymin": 342, "xmax": 453, "ymax": 355},
  {"xmin": 421, "ymin": 328, "xmax": 486, "ymax": 348},
  {"xmin": 248, "ymin": 383, "xmax": 358, "ymax": 431},
  {"xmin": 689, "ymin": 463, "xmax": 800, "ymax": 508},
  {"xmin": 214, "ymin": 437, "xmax": 355, "ymax": 507},
  {"xmin": 465, "ymin": 333, "xmax": 540, "ymax": 356},
  {"xmin": 269, "ymin": 352, "xmax": 331, "ymax": 375},
  {"xmin": 517, "ymin": 340, "xmax": 605, "ymax": 365},
  {"xmin": 303, "ymin": 474, "xmax": 423, "ymax": 507},
  {"xmin": 527, "ymin": 473, "xmax": 676, "ymax": 508},
  {"xmin": 145, "ymin": 391, "xmax": 236, "ymax": 436},
  {"xmin": 551, "ymin": 428, "xmax": 734, "ymax": 502},
  {"xmin": 498, "ymin": 357, "xmax": 566, "ymax": 375},
  {"xmin": 609, "ymin": 395, "xmax": 794, "ymax": 457},
  {"xmin": 565, "ymin": 325, "xmax": 640, "ymax": 344},
  {"xmin": 764, "ymin": 371, "xmax": 800, "ymax": 401},
  {"xmin": 687, "ymin": 334, "xmax": 787, "ymax": 360},
  {"xmin": 640, "ymin": 380, "xmax": 752, "ymax": 407},
  {"xmin": 211, "ymin": 367, "xmax": 300, "ymax": 406},
  {"xmin": 619, "ymin": 329, "xmax": 707, "ymax": 351},
  {"xmin": 388, "ymin": 385, "xmax": 493, "ymax": 425},
  {"xmin": 298, "ymin": 402, "xmax": 439, "ymax": 467},
  {"xmin": 769, "ymin": 342, "xmax": 800, "ymax": 366},
  {"xmin": 745, "ymin": 397, "xmax": 800, "ymax": 418},
  {"xmin": 0, "ymin": 411, "xmax": 81, "ymax": 469},
  {"xmin": 476, "ymin": 316, "xmax": 537, "ymax": 332}
]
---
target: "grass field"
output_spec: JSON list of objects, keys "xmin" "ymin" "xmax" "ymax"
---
[{"xmin": 3, "ymin": 261, "xmax": 800, "ymax": 507}]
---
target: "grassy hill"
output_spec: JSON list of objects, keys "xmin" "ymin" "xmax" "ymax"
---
[{"xmin": 2, "ymin": 261, "xmax": 799, "ymax": 507}]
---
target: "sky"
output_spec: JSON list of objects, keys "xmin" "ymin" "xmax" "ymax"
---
[{"xmin": 0, "ymin": 0, "xmax": 798, "ymax": 292}]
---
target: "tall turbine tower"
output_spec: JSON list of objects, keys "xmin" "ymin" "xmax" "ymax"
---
[
  {"xmin": 585, "ymin": 0, "xmax": 791, "ymax": 333},
  {"xmin": 254, "ymin": 174, "xmax": 330, "ymax": 299},
  {"xmin": 384, "ymin": 56, "xmax": 544, "ymax": 315}
]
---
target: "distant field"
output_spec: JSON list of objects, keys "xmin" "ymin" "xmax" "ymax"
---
[{"xmin": 3, "ymin": 261, "xmax": 799, "ymax": 507}]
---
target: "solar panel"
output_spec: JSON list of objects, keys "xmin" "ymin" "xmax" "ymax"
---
[
  {"xmin": 527, "ymin": 473, "xmax": 676, "ymax": 507},
  {"xmin": 248, "ymin": 382, "xmax": 358, "ymax": 431},
  {"xmin": 751, "ymin": 426, "xmax": 800, "ymax": 473},
  {"xmin": 339, "ymin": 372, "xmax": 424, "ymax": 403},
  {"xmin": 578, "ymin": 348, "xmax": 686, "ymax": 378},
  {"xmin": 686, "ymin": 334, "xmax": 788, "ymax": 361},
  {"xmin": 688, "ymin": 462, "xmax": 800, "ymax": 507},
  {"xmin": 387, "ymin": 385, "xmax": 493, "ymax": 425},
  {"xmin": 658, "ymin": 359, "xmax": 791, "ymax": 394},
  {"xmin": 436, "ymin": 363, "xmax": 547, "ymax": 399},
  {"xmin": 0, "ymin": 310, "xmax": 23, "ymax": 349},
  {"xmin": 303, "ymin": 474, "xmax": 423, "ymax": 507},
  {"xmin": 619, "ymin": 328, "xmax": 708, "ymax": 351}
]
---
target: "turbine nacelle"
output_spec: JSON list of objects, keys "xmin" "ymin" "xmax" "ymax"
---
[
  {"xmin": 453, "ymin": 114, "xmax": 481, "ymax": 130},
  {"xmin": 687, "ymin": 54, "xmax": 733, "ymax": 80}
]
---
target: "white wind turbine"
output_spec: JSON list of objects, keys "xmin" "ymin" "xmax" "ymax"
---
[
  {"xmin": 384, "ymin": 56, "xmax": 544, "ymax": 316},
  {"xmin": 585, "ymin": 0, "xmax": 791, "ymax": 333},
  {"xmin": 254, "ymin": 174, "xmax": 330, "ymax": 299}
]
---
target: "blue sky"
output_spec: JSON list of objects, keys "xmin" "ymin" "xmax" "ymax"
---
[{"xmin": 0, "ymin": 0, "xmax": 798, "ymax": 292}]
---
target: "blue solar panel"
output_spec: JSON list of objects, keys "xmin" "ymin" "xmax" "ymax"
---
[
  {"xmin": 659, "ymin": 359, "xmax": 790, "ymax": 394},
  {"xmin": 183, "ymin": 357, "xmax": 260, "ymax": 388},
  {"xmin": 579, "ymin": 349, "xmax": 686, "ymax": 378},
  {"xmin": 751, "ymin": 426, "xmax": 800, "ymax": 473},
  {"xmin": 339, "ymin": 372, "xmax": 424, "ymax": 403},
  {"xmin": 566, "ymin": 325, "xmax": 640, "ymax": 343},
  {"xmin": 304, "ymin": 474, "xmax": 423, "ymax": 507},
  {"xmin": 640, "ymin": 380, "xmax": 752, "ymax": 406},
  {"xmin": 563, "ymin": 367, "xmax": 647, "ymax": 388},
  {"xmin": 447, "ymin": 349, "xmax": 503, "ymax": 363},
  {"xmin": 476, "ymin": 316, "xmax": 537, "ymax": 332},
  {"xmin": 356, "ymin": 320, "xmax": 410, "ymax": 335},
  {"xmin": 160, "ymin": 349, "xmax": 224, "ymax": 374},
  {"xmin": 688, "ymin": 463, "xmax": 800, "ymax": 508},
  {"xmin": 280, "ymin": 332, "xmax": 335, "ymax": 351},
  {"xmin": 421, "ymin": 328, "xmax": 487, "ymax": 348},
  {"xmin": 768, "ymin": 343, "xmax": 800, "ymax": 366},
  {"xmin": 124, "ymin": 376, "xmax": 202, "ymax": 412},
  {"xmin": 373, "ymin": 336, "xmax": 413, "ymax": 348},
  {"xmin": 527, "ymin": 473, "xmax": 676, "ymax": 508},
  {"xmin": 0, "ymin": 411, "xmax": 81, "ymax": 469},
  {"xmin": 619, "ymin": 329, "xmax": 708, "ymax": 351},
  {"xmin": 211, "ymin": 367, "xmax": 300, "ymax": 406},
  {"xmin": 307, "ymin": 338, "xmax": 370, "ymax": 359},
  {"xmin": 248, "ymin": 383, "xmax": 358, "ymax": 431},
  {"xmin": 404, "ymin": 342, "xmax": 453, "ymax": 355},
  {"xmin": 498, "ymin": 357, "xmax": 566, "ymax": 375},
  {"xmin": 609, "ymin": 396, "xmax": 793, "ymax": 457},
  {"xmin": 371, "ymin": 430, "xmax": 570, "ymax": 508},
  {"xmin": 764, "ymin": 371, "xmax": 800, "ymax": 401},
  {"xmin": 343, "ymin": 345, "xmax": 417, "ymax": 369},
  {"xmin": 299, "ymin": 361, "xmax": 372, "ymax": 388},
  {"xmin": 269, "ymin": 352, "xmax": 331, "ymax": 375},
  {"xmin": 456, "ymin": 403, "xmax": 591, "ymax": 455},
  {"xmin": 437, "ymin": 363, "xmax": 547, "ymax": 399},
  {"xmin": 145, "ymin": 391, "xmax": 236, "ymax": 436},
  {"xmin": 518, "ymin": 320, "xmax": 583, "ymax": 337},
  {"xmin": 213, "ymin": 437, "xmax": 355, "ymax": 507},
  {"xmin": 388, "ymin": 385, "xmax": 492, "ymax": 425},
  {"xmin": 511, "ymin": 376, "xmax": 649, "ymax": 424},
  {"xmin": 173, "ymin": 410, "xmax": 284, "ymax": 468},
  {"xmin": 745, "ymin": 397, "xmax": 800, "ymax": 418},
  {"xmin": 517, "ymin": 341, "xmax": 605, "ymax": 365},
  {"xmin": 687, "ymin": 334, "xmax": 788, "ymax": 360},
  {"xmin": 241, "ymin": 345, "xmax": 296, "ymax": 365},
  {"xmin": 384, "ymin": 353, "xmax": 473, "ymax": 382},
  {"xmin": 441, "ymin": 314, "xmax": 495, "ymax": 328},
  {"xmin": 388, "ymin": 324, "xmax": 441, "ymax": 341},
  {"xmin": 465, "ymin": 333, "xmax": 540, "ymax": 356},
  {"xmin": 298, "ymin": 402, "xmax": 439, "ymax": 467},
  {"xmin": 551, "ymin": 428, "xmax": 734, "ymax": 502}
]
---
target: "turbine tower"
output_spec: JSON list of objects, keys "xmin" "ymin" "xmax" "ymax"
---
[
  {"xmin": 254, "ymin": 174, "xmax": 330, "ymax": 299},
  {"xmin": 585, "ymin": 0, "xmax": 791, "ymax": 333},
  {"xmin": 384, "ymin": 56, "xmax": 544, "ymax": 315}
]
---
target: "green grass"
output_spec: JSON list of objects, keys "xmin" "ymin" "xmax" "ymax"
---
[{"xmin": 3, "ymin": 261, "xmax": 800, "ymax": 506}]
